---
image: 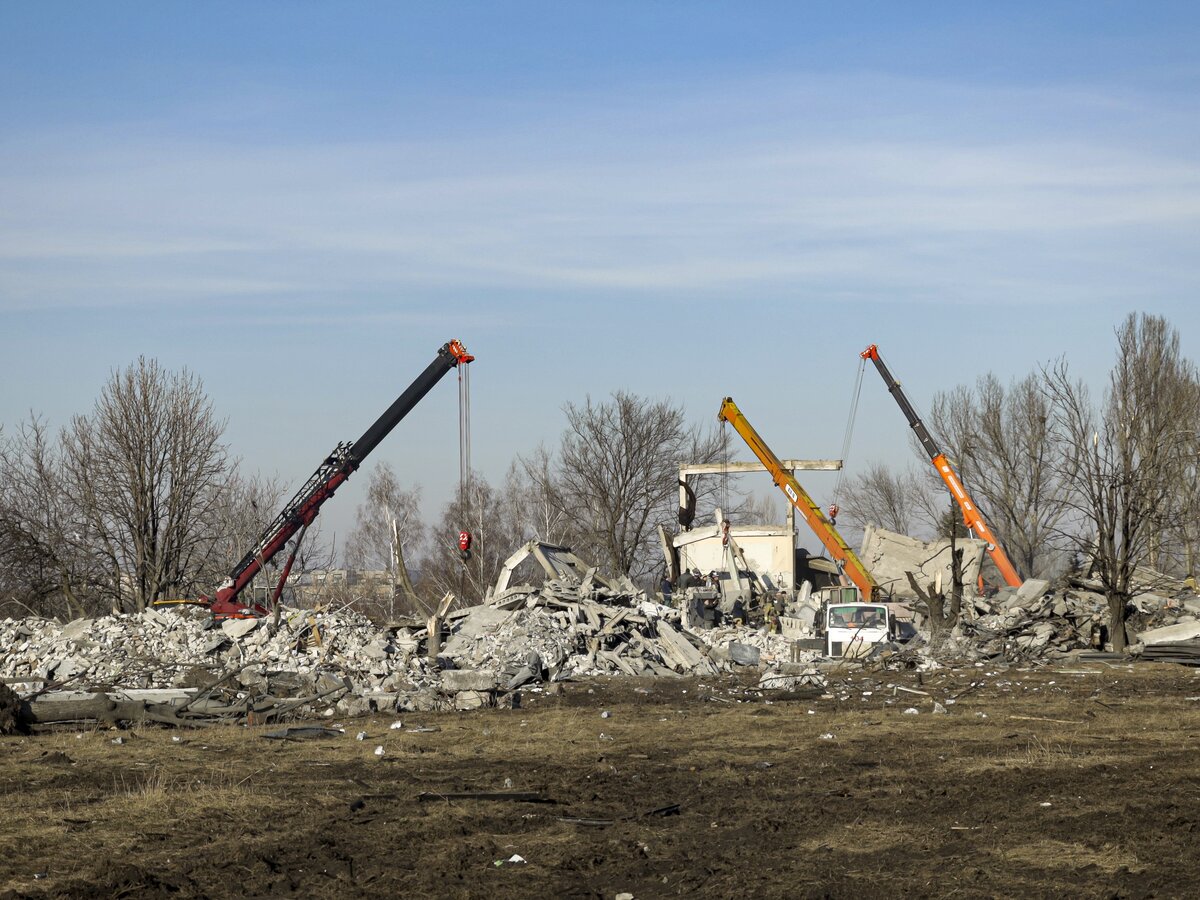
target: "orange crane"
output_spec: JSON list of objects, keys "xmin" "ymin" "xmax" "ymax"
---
[
  {"xmin": 860, "ymin": 344, "xmax": 1023, "ymax": 588},
  {"xmin": 717, "ymin": 397, "xmax": 880, "ymax": 601}
]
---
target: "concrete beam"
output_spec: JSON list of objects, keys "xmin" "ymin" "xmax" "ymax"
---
[{"xmin": 679, "ymin": 460, "xmax": 841, "ymax": 477}]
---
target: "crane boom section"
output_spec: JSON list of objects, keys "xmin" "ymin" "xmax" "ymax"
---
[
  {"xmin": 860, "ymin": 344, "xmax": 1022, "ymax": 588},
  {"xmin": 717, "ymin": 397, "xmax": 879, "ymax": 601},
  {"xmin": 209, "ymin": 340, "xmax": 473, "ymax": 617}
]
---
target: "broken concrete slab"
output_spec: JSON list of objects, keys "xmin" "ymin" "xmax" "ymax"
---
[
  {"xmin": 655, "ymin": 621, "xmax": 719, "ymax": 675},
  {"xmin": 440, "ymin": 606, "xmax": 516, "ymax": 658},
  {"xmin": 1015, "ymin": 579, "xmax": 1051, "ymax": 605},
  {"xmin": 724, "ymin": 642, "xmax": 762, "ymax": 667},
  {"xmin": 59, "ymin": 618, "xmax": 94, "ymax": 642},
  {"xmin": 1134, "ymin": 619, "xmax": 1200, "ymax": 646},
  {"xmin": 453, "ymin": 690, "xmax": 496, "ymax": 710},
  {"xmin": 221, "ymin": 618, "xmax": 258, "ymax": 640},
  {"xmin": 859, "ymin": 525, "xmax": 986, "ymax": 602},
  {"xmin": 440, "ymin": 669, "xmax": 499, "ymax": 692}
]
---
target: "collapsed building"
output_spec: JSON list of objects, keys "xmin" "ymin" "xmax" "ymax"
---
[
  {"xmin": 6, "ymin": 527, "xmax": 1200, "ymax": 732},
  {"xmin": 6, "ymin": 372, "xmax": 1199, "ymax": 726}
]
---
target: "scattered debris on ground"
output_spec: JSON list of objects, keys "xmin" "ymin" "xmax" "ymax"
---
[{"xmin": 4, "ymin": 665, "xmax": 1200, "ymax": 898}]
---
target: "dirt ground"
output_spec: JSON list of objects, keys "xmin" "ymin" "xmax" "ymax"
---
[{"xmin": 2, "ymin": 661, "xmax": 1200, "ymax": 899}]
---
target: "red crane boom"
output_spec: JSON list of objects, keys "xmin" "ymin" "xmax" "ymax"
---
[
  {"xmin": 860, "ymin": 344, "xmax": 1022, "ymax": 588},
  {"xmin": 201, "ymin": 340, "xmax": 473, "ymax": 618}
]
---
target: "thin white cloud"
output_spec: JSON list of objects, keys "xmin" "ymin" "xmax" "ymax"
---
[{"xmin": 1, "ymin": 71, "xmax": 1198, "ymax": 311}]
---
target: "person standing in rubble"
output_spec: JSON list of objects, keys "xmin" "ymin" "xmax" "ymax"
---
[
  {"xmin": 763, "ymin": 595, "xmax": 782, "ymax": 634},
  {"xmin": 730, "ymin": 597, "xmax": 746, "ymax": 627}
]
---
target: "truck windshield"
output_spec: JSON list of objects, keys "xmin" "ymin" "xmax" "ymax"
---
[{"xmin": 828, "ymin": 606, "xmax": 887, "ymax": 629}]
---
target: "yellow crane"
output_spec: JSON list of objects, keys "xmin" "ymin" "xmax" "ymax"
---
[{"xmin": 717, "ymin": 397, "xmax": 880, "ymax": 601}]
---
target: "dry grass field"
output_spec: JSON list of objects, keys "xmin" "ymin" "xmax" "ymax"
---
[{"xmin": 3, "ymin": 662, "xmax": 1200, "ymax": 898}]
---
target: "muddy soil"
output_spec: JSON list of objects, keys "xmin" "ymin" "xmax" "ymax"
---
[{"xmin": 2, "ymin": 662, "xmax": 1200, "ymax": 899}]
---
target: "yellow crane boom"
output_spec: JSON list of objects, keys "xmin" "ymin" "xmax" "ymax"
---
[{"xmin": 717, "ymin": 397, "xmax": 880, "ymax": 601}]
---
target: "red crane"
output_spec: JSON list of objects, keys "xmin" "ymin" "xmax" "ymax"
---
[
  {"xmin": 860, "ymin": 344, "xmax": 1022, "ymax": 588},
  {"xmin": 200, "ymin": 340, "xmax": 473, "ymax": 618}
]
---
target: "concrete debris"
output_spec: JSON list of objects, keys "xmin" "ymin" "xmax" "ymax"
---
[
  {"xmin": 440, "ymin": 669, "xmax": 499, "ymax": 693},
  {"xmin": 1138, "ymin": 642, "xmax": 1200, "ymax": 665},
  {"xmin": 896, "ymin": 577, "xmax": 1200, "ymax": 667},
  {"xmin": 1133, "ymin": 619, "xmax": 1200, "ymax": 646},
  {"xmin": 0, "ymin": 605, "xmax": 445, "ymax": 723},
  {"xmin": 859, "ymin": 526, "xmax": 987, "ymax": 602},
  {"xmin": 7, "ymin": 567, "xmax": 1200, "ymax": 725},
  {"xmin": 922, "ymin": 585, "xmax": 1108, "ymax": 663},
  {"xmin": 453, "ymin": 690, "xmax": 496, "ymax": 711},
  {"xmin": 757, "ymin": 665, "xmax": 826, "ymax": 692}
]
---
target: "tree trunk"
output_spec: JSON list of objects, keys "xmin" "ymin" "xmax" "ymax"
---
[
  {"xmin": 906, "ymin": 572, "xmax": 944, "ymax": 636},
  {"xmin": 1108, "ymin": 592, "xmax": 1129, "ymax": 651},
  {"xmin": 393, "ymin": 536, "xmax": 419, "ymax": 616},
  {"xmin": 948, "ymin": 546, "xmax": 964, "ymax": 625},
  {"xmin": 19, "ymin": 695, "xmax": 191, "ymax": 727}
]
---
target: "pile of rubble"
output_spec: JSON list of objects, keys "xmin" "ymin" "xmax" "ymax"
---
[
  {"xmin": 0, "ymin": 573, "xmax": 776, "ymax": 725},
  {"xmin": 1125, "ymin": 588, "xmax": 1200, "ymax": 664},
  {"xmin": 0, "ymin": 605, "xmax": 450, "ymax": 722},
  {"xmin": 470, "ymin": 581, "xmax": 809, "ymax": 674},
  {"xmin": 909, "ymin": 576, "xmax": 1200, "ymax": 666},
  {"xmin": 9, "ymin": 557, "xmax": 1200, "ymax": 729},
  {"xmin": 1, "ymin": 605, "xmax": 395, "ymax": 689},
  {"xmin": 944, "ymin": 578, "xmax": 1109, "ymax": 662}
]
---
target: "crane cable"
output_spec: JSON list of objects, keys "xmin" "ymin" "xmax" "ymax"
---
[
  {"xmin": 457, "ymin": 359, "xmax": 472, "ymax": 561},
  {"xmin": 831, "ymin": 355, "xmax": 868, "ymax": 520},
  {"xmin": 720, "ymin": 417, "xmax": 730, "ymax": 523}
]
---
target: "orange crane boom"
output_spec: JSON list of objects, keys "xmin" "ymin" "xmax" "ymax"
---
[
  {"xmin": 860, "ymin": 344, "xmax": 1023, "ymax": 588},
  {"xmin": 717, "ymin": 397, "xmax": 880, "ymax": 601}
]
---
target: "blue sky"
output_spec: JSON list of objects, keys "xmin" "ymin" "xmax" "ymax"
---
[{"xmin": 3, "ymin": 2, "xmax": 1199, "ymax": 549}]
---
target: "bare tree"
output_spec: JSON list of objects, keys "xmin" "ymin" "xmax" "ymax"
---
[
  {"xmin": 1043, "ymin": 313, "xmax": 1199, "ymax": 650},
  {"xmin": 344, "ymin": 462, "xmax": 423, "ymax": 618},
  {"xmin": 552, "ymin": 392, "xmax": 724, "ymax": 581},
  {"xmin": 198, "ymin": 468, "xmax": 293, "ymax": 606},
  {"xmin": 0, "ymin": 418, "xmax": 93, "ymax": 618},
  {"xmin": 1163, "ymin": 430, "xmax": 1200, "ymax": 580},
  {"xmin": 927, "ymin": 372, "xmax": 1070, "ymax": 580},
  {"xmin": 205, "ymin": 470, "xmax": 288, "ymax": 576},
  {"xmin": 507, "ymin": 445, "xmax": 572, "ymax": 545},
  {"xmin": 839, "ymin": 461, "xmax": 930, "ymax": 537},
  {"xmin": 59, "ymin": 358, "xmax": 230, "ymax": 612},
  {"xmin": 416, "ymin": 473, "xmax": 522, "ymax": 607},
  {"xmin": 908, "ymin": 497, "xmax": 969, "ymax": 637},
  {"xmin": 733, "ymin": 490, "xmax": 781, "ymax": 525}
]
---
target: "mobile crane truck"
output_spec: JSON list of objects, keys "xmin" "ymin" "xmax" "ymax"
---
[
  {"xmin": 165, "ymin": 340, "xmax": 474, "ymax": 619},
  {"xmin": 717, "ymin": 397, "xmax": 904, "ymax": 656}
]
